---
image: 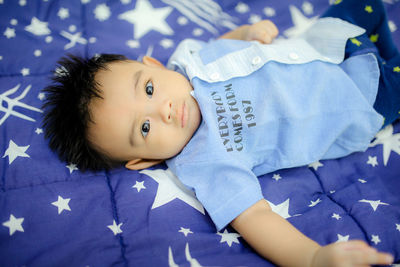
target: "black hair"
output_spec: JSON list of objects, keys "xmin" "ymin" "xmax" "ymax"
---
[{"xmin": 42, "ymin": 54, "xmax": 128, "ymax": 171}]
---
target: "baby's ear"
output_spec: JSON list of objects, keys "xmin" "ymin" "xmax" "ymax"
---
[
  {"xmin": 125, "ymin": 158, "xmax": 164, "ymax": 170},
  {"xmin": 142, "ymin": 56, "xmax": 165, "ymax": 68}
]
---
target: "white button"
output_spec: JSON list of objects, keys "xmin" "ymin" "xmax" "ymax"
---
[
  {"xmin": 252, "ymin": 56, "xmax": 261, "ymax": 65},
  {"xmin": 289, "ymin": 52, "xmax": 299, "ymax": 60},
  {"xmin": 210, "ymin": 72, "xmax": 220, "ymax": 80}
]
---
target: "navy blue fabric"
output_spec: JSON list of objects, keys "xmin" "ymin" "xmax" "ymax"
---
[{"xmin": 322, "ymin": 0, "xmax": 400, "ymax": 127}]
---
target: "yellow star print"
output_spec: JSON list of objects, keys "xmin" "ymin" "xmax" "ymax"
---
[
  {"xmin": 370, "ymin": 34, "xmax": 379, "ymax": 43},
  {"xmin": 350, "ymin": 38, "xmax": 362, "ymax": 46},
  {"xmin": 394, "ymin": 66, "xmax": 400, "ymax": 72},
  {"xmin": 334, "ymin": 0, "xmax": 342, "ymax": 4},
  {"xmin": 365, "ymin": 5, "xmax": 373, "ymax": 13}
]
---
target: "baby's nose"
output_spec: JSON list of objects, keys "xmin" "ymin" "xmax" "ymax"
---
[{"xmin": 158, "ymin": 99, "xmax": 172, "ymax": 123}]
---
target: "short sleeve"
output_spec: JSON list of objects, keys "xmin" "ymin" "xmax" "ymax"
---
[{"xmin": 173, "ymin": 159, "xmax": 264, "ymax": 231}]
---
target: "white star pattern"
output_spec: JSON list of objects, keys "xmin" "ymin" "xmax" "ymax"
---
[
  {"xmin": 309, "ymin": 198, "xmax": 321, "ymax": 207},
  {"xmin": 160, "ymin": 38, "xmax": 174, "ymax": 49},
  {"xmin": 140, "ymin": 168, "xmax": 205, "ymax": 214},
  {"xmin": 284, "ymin": 5, "xmax": 318, "ymax": 38},
  {"xmin": 248, "ymin": 14, "xmax": 262, "ymax": 24},
  {"xmin": 0, "ymin": 84, "xmax": 43, "ymax": 126},
  {"xmin": 168, "ymin": 246, "xmax": 179, "ymax": 267},
  {"xmin": 302, "ymin": 1, "xmax": 314, "ymax": 15},
  {"xmin": 358, "ymin": 199, "xmax": 389, "ymax": 211},
  {"xmin": 388, "ymin": 20, "xmax": 397, "ymax": 33},
  {"xmin": 371, "ymin": 235, "xmax": 381, "ymax": 245},
  {"xmin": 118, "ymin": 0, "xmax": 173, "ymax": 39},
  {"xmin": 396, "ymin": 223, "xmax": 400, "ymax": 232},
  {"xmin": 179, "ymin": 227, "xmax": 193, "ymax": 237},
  {"xmin": 25, "ymin": 17, "xmax": 51, "ymax": 36},
  {"xmin": 38, "ymin": 92, "xmax": 45, "ymax": 100},
  {"xmin": 358, "ymin": 178, "xmax": 367, "ymax": 183},
  {"xmin": 332, "ymin": 213, "xmax": 341, "ymax": 220},
  {"xmin": 60, "ymin": 31, "xmax": 87, "ymax": 50},
  {"xmin": 45, "ymin": 36, "xmax": 53, "ymax": 43},
  {"xmin": 51, "ymin": 196, "xmax": 71, "ymax": 214},
  {"xmin": 308, "ymin": 161, "xmax": 323, "ymax": 171},
  {"xmin": 177, "ymin": 16, "xmax": 188, "ymax": 25},
  {"xmin": 192, "ymin": 28, "xmax": 203, "ymax": 37},
  {"xmin": 263, "ymin": 7, "xmax": 276, "ymax": 17},
  {"xmin": 34, "ymin": 49, "xmax": 42, "ymax": 57},
  {"xmin": 66, "ymin": 163, "xmax": 78, "ymax": 174},
  {"xmin": 169, "ymin": 243, "xmax": 202, "ymax": 267},
  {"xmin": 94, "ymin": 4, "xmax": 111, "ymax": 21},
  {"xmin": 2, "ymin": 140, "xmax": 30, "ymax": 164},
  {"xmin": 367, "ymin": 156, "xmax": 378, "ymax": 167},
  {"xmin": 336, "ymin": 234, "xmax": 349, "ymax": 242},
  {"xmin": 132, "ymin": 181, "xmax": 146, "ymax": 192},
  {"xmin": 369, "ymin": 124, "xmax": 400, "ymax": 166},
  {"xmin": 4, "ymin": 27, "xmax": 16, "ymax": 39},
  {"xmin": 69, "ymin": 25, "xmax": 77, "ymax": 32},
  {"xmin": 107, "ymin": 220, "xmax": 123, "ymax": 235},
  {"xmin": 184, "ymin": 243, "xmax": 202, "ymax": 267},
  {"xmin": 21, "ymin": 68, "xmax": 30, "ymax": 76},
  {"xmin": 57, "ymin": 8, "xmax": 70, "ymax": 19},
  {"xmin": 35, "ymin": 128, "xmax": 43, "ymax": 134},
  {"xmin": 267, "ymin": 199, "xmax": 292, "ymax": 219},
  {"xmin": 10, "ymin": 19, "xmax": 18, "ymax": 26},
  {"xmin": 217, "ymin": 229, "xmax": 240, "ymax": 247},
  {"xmin": 272, "ymin": 173, "xmax": 282, "ymax": 181},
  {"xmin": 2, "ymin": 214, "xmax": 24, "ymax": 236},
  {"xmin": 235, "ymin": 2, "xmax": 249, "ymax": 13},
  {"xmin": 126, "ymin": 39, "xmax": 140, "ymax": 48}
]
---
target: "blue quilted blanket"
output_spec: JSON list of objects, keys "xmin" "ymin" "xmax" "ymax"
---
[{"xmin": 1, "ymin": 0, "xmax": 399, "ymax": 266}]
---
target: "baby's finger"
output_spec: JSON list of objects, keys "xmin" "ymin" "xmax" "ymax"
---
[
  {"xmin": 352, "ymin": 249, "xmax": 394, "ymax": 266},
  {"xmin": 370, "ymin": 252, "xmax": 394, "ymax": 265},
  {"xmin": 254, "ymin": 20, "xmax": 279, "ymax": 37},
  {"xmin": 248, "ymin": 29, "xmax": 273, "ymax": 44}
]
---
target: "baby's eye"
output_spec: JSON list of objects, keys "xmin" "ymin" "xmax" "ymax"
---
[
  {"xmin": 145, "ymin": 81, "xmax": 153, "ymax": 98},
  {"xmin": 141, "ymin": 120, "xmax": 150, "ymax": 138}
]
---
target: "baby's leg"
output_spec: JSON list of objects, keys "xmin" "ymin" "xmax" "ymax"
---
[
  {"xmin": 321, "ymin": 0, "xmax": 398, "ymax": 60},
  {"xmin": 374, "ymin": 54, "xmax": 400, "ymax": 127},
  {"xmin": 322, "ymin": 0, "xmax": 400, "ymax": 127}
]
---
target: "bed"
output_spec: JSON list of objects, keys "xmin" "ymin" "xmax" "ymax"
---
[{"xmin": 1, "ymin": 0, "xmax": 399, "ymax": 266}]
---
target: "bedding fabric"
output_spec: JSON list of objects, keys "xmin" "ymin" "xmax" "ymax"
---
[{"xmin": 1, "ymin": 0, "xmax": 400, "ymax": 266}]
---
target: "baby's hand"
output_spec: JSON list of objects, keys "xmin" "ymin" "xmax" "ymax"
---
[
  {"xmin": 244, "ymin": 20, "xmax": 279, "ymax": 44},
  {"xmin": 311, "ymin": 240, "xmax": 394, "ymax": 267}
]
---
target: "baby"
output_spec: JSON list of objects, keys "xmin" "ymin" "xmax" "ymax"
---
[{"xmin": 43, "ymin": 0, "xmax": 399, "ymax": 266}]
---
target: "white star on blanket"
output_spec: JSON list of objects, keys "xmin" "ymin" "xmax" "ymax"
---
[
  {"xmin": 140, "ymin": 168, "xmax": 205, "ymax": 214},
  {"xmin": 217, "ymin": 229, "xmax": 241, "ymax": 247},
  {"xmin": 369, "ymin": 124, "xmax": 400, "ymax": 166},
  {"xmin": 24, "ymin": 17, "xmax": 51, "ymax": 36},
  {"xmin": 3, "ymin": 140, "xmax": 30, "ymax": 164},
  {"xmin": 2, "ymin": 214, "xmax": 24, "ymax": 236},
  {"xmin": 118, "ymin": 0, "xmax": 173, "ymax": 39}
]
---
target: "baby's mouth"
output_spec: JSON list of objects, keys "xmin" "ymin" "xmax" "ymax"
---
[{"xmin": 181, "ymin": 101, "xmax": 188, "ymax": 128}]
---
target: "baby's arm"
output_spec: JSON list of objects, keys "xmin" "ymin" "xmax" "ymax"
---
[
  {"xmin": 219, "ymin": 20, "xmax": 279, "ymax": 44},
  {"xmin": 231, "ymin": 200, "xmax": 394, "ymax": 267}
]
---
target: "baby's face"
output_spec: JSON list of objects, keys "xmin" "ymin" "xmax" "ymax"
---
[{"xmin": 88, "ymin": 57, "xmax": 201, "ymax": 168}]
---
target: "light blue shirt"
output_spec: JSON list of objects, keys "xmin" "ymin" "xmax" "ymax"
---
[{"xmin": 166, "ymin": 18, "xmax": 383, "ymax": 230}]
